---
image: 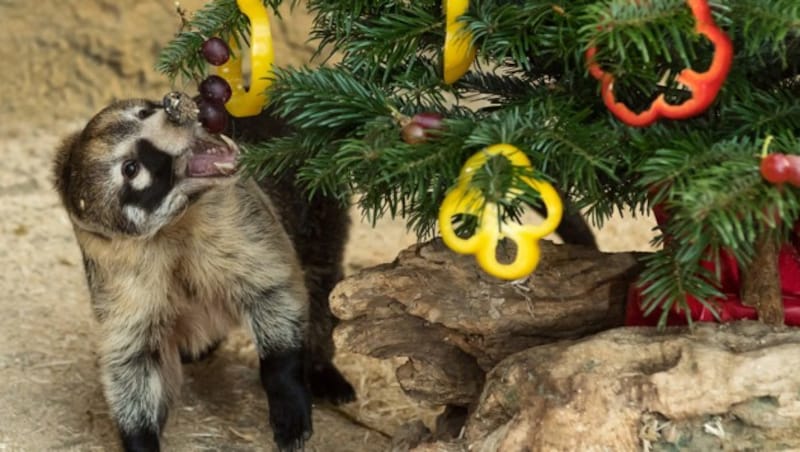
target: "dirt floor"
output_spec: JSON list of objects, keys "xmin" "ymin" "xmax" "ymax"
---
[{"xmin": 0, "ymin": 1, "xmax": 657, "ymax": 450}]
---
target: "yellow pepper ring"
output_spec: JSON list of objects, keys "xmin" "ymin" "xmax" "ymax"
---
[
  {"xmin": 443, "ymin": 0, "xmax": 477, "ymax": 84},
  {"xmin": 438, "ymin": 144, "xmax": 564, "ymax": 280},
  {"xmin": 216, "ymin": 0, "xmax": 274, "ymax": 117}
]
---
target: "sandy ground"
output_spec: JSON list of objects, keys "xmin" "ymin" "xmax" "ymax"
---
[{"xmin": 0, "ymin": 1, "xmax": 657, "ymax": 450}]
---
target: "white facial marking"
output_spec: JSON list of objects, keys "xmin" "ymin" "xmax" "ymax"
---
[
  {"xmin": 140, "ymin": 110, "xmax": 194, "ymax": 156},
  {"xmin": 123, "ymin": 205, "xmax": 148, "ymax": 229},
  {"xmin": 122, "ymin": 190, "xmax": 189, "ymax": 237},
  {"xmin": 129, "ymin": 166, "xmax": 153, "ymax": 191}
]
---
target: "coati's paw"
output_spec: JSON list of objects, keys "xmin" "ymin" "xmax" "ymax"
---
[
  {"xmin": 121, "ymin": 429, "xmax": 160, "ymax": 452},
  {"xmin": 268, "ymin": 386, "xmax": 313, "ymax": 452},
  {"xmin": 310, "ymin": 361, "xmax": 356, "ymax": 405},
  {"xmin": 179, "ymin": 339, "xmax": 223, "ymax": 364}
]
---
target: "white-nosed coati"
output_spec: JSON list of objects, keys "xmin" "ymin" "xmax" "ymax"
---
[{"xmin": 52, "ymin": 92, "xmax": 355, "ymax": 452}]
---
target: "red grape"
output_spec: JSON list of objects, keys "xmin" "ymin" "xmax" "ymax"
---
[
  {"xmin": 199, "ymin": 75, "xmax": 232, "ymax": 104},
  {"xmin": 198, "ymin": 100, "xmax": 228, "ymax": 134},
  {"xmin": 401, "ymin": 112, "xmax": 445, "ymax": 144},
  {"xmin": 760, "ymin": 154, "xmax": 790, "ymax": 184},
  {"xmin": 201, "ymin": 37, "xmax": 230, "ymax": 66},
  {"xmin": 401, "ymin": 123, "xmax": 427, "ymax": 144},
  {"xmin": 411, "ymin": 112, "xmax": 444, "ymax": 131}
]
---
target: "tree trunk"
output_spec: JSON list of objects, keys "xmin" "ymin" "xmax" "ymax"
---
[{"xmin": 740, "ymin": 234, "xmax": 784, "ymax": 325}]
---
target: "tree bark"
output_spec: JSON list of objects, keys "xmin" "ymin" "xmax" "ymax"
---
[
  {"xmin": 331, "ymin": 239, "xmax": 643, "ymax": 407},
  {"xmin": 455, "ymin": 322, "xmax": 800, "ymax": 452},
  {"xmin": 741, "ymin": 234, "xmax": 784, "ymax": 325}
]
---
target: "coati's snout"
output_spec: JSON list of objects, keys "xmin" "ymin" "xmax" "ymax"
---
[
  {"xmin": 163, "ymin": 91, "xmax": 239, "ymax": 179},
  {"xmin": 53, "ymin": 92, "xmax": 240, "ymax": 238}
]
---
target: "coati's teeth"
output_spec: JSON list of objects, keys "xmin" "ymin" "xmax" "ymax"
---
[
  {"xmin": 213, "ymin": 162, "xmax": 236, "ymax": 174},
  {"xmin": 219, "ymin": 134, "xmax": 238, "ymax": 153}
]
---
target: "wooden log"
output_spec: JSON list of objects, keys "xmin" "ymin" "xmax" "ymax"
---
[
  {"xmin": 459, "ymin": 322, "xmax": 800, "ymax": 451},
  {"xmin": 330, "ymin": 239, "xmax": 642, "ymax": 406}
]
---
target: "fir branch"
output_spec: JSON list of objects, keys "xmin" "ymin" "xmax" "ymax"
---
[
  {"xmin": 345, "ymin": 6, "xmax": 442, "ymax": 77},
  {"xmin": 382, "ymin": 57, "xmax": 452, "ymax": 111},
  {"xmin": 724, "ymin": 87, "xmax": 800, "ymax": 136},
  {"xmin": 731, "ymin": 0, "xmax": 800, "ymax": 61},
  {"xmin": 465, "ymin": 1, "xmax": 555, "ymax": 72},
  {"xmin": 579, "ymin": 0, "xmax": 699, "ymax": 69},
  {"xmin": 239, "ymin": 132, "xmax": 332, "ymax": 181},
  {"xmin": 466, "ymin": 0, "xmax": 584, "ymax": 74},
  {"xmin": 457, "ymin": 70, "xmax": 541, "ymax": 105},
  {"xmin": 639, "ymin": 136, "xmax": 800, "ymax": 264},
  {"xmin": 156, "ymin": 0, "xmax": 250, "ymax": 83},
  {"xmin": 268, "ymin": 66, "xmax": 395, "ymax": 131},
  {"xmin": 307, "ymin": 0, "xmax": 440, "ymax": 62},
  {"xmin": 637, "ymin": 247, "xmax": 725, "ymax": 327},
  {"xmin": 156, "ymin": 0, "xmax": 297, "ymax": 84}
]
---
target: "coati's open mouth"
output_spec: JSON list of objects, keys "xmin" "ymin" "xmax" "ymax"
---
[{"xmin": 185, "ymin": 134, "xmax": 239, "ymax": 178}]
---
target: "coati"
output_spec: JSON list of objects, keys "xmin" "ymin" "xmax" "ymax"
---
[{"xmin": 52, "ymin": 92, "xmax": 355, "ymax": 452}]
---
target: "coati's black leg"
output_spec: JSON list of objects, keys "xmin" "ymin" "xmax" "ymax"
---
[
  {"xmin": 304, "ymin": 260, "xmax": 357, "ymax": 405},
  {"xmin": 121, "ymin": 431, "xmax": 161, "ymax": 452},
  {"xmin": 308, "ymin": 360, "xmax": 356, "ymax": 405},
  {"xmin": 295, "ymin": 196, "xmax": 356, "ymax": 405},
  {"xmin": 101, "ymin": 337, "xmax": 181, "ymax": 452},
  {"xmin": 555, "ymin": 209, "xmax": 597, "ymax": 247},
  {"xmin": 245, "ymin": 286, "xmax": 313, "ymax": 452},
  {"xmin": 259, "ymin": 349, "xmax": 313, "ymax": 451}
]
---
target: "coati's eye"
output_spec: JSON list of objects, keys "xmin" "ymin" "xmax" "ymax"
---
[
  {"xmin": 122, "ymin": 160, "xmax": 140, "ymax": 180},
  {"xmin": 136, "ymin": 108, "xmax": 155, "ymax": 120}
]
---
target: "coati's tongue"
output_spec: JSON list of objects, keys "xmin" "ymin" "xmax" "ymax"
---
[
  {"xmin": 187, "ymin": 153, "xmax": 237, "ymax": 177},
  {"xmin": 186, "ymin": 136, "xmax": 239, "ymax": 178}
]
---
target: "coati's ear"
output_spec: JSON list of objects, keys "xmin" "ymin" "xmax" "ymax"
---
[{"xmin": 52, "ymin": 131, "xmax": 81, "ymax": 207}]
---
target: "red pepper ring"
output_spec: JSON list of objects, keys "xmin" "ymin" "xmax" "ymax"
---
[{"xmin": 585, "ymin": 0, "xmax": 733, "ymax": 127}]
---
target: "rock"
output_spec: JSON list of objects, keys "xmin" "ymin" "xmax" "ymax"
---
[
  {"xmin": 331, "ymin": 239, "xmax": 641, "ymax": 406},
  {"xmin": 458, "ymin": 322, "xmax": 800, "ymax": 451}
]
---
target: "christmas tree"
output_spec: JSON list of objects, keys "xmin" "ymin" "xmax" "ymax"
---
[{"xmin": 157, "ymin": 0, "xmax": 800, "ymax": 326}]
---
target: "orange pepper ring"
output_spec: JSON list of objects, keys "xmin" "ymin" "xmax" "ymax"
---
[{"xmin": 584, "ymin": 0, "xmax": 733, "ymax": 127}]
